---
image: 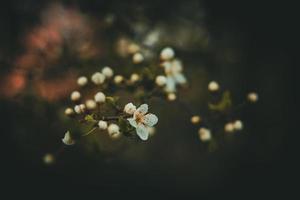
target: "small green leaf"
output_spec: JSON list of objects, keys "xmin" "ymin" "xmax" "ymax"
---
[{"xmin": 84, "ymin": 114, "xmax": 96, "ymax": 123}]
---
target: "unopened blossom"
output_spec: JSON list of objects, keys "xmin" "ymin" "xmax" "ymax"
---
[
  {"xmin": 164, "ymin": 59, "xmax": 186, "ymax": 93},
  {"xmin": 224, "ymin": 122, "xmax": 235, "ymax": 133},
  {"xmin": 124, "ymin": 102, "xmax": 137, "ymax": 115},
  {"xmin": 130, "ymin": 73, "xmax": 140, "ymax": 83},
  {"xmin": 128, "ymin": 43, "xmax": 140, "ymax": 54},
  {"xmin": 91, "ymin": 72, "xmax": 105, "ymax": 85},
  {"xmin": 247, "ymin": 92, "xmax": 258, "ymax": 103},
  {"xmin": 70, "ymin": 91, "xmax": 81, "ymax": 101},
  {"xmin": 108, "ymin": 124, "xmax": 121, "ymax": 139},
  {"xmin": 233, "ymin": 120, "xmax": 243, "ymax": 131},
  {"xmin": 147, "ymin": 127, "xmax": 156, "ymax": 137},
  {"xmin": 191, "ymin": 115, "xmax": 201, "ymax": 124},
  {"xmin": 94, "ymin": 92, "xmax": 106, "ymax": 103},
  {"xmin": 114, "ymin": 75, "xmax": 124, "ymax": 84},
  {"xmin": 127, "ymin": 104, "xmax": 158, "ymax": 141},
  {"xmin": 160, "ymin": 47, "xmax": 175, "ymax": 61},
  {"xmin": 155, "ymin": 75, "xmax": 167, "ymax": 86},
  {"xmin": 85, "ymin": 99, "xmax": 97, "ymax": 110},
  {"xmin": 65, "ymin": 107, "xmax": 74, "ymax": 116},
  {"xmin": 43, "ymin": 153, "xmax": 55, "ymax": 165},
  {"xmin": 98, "ymin": 120, "xmax": 108, "ymax": 130},
  {"xmin": 167, "ymin": 93, "xmax": 176, "ymax": 101},
  {"xmin": 198, "ymin": 128, "xmax": 211, "ymax": 142},
  {"xmin": 62, "ymin": 131, "xmax": 75, "ymax": 145},
  {"xmin": 74, "ymin": 104, "xmax": 86, "ymax": 114},
  {"xmin": 208, "ymin": 81, "xmax": 219, "ymax": 92},
  {"xmin": 102, "ymin": 66, "xmax": 114, "ymax": 78},
  {"xmin": 132, "ymin": 52, "xmax": 144, "ymax": 64},
  {"xmin": 77, "ymin": 76, "xmax": 88, "ymax": 86}
]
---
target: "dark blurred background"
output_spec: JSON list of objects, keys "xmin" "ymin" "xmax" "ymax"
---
[{"xmin": 0, "ymin": 0, "xmax": 296, "ymax": 198}]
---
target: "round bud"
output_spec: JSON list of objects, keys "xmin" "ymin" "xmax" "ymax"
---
[
  {"xmin": 128, "ymin": 43, "xmax": 140, "ymax": 54},
  {"xmin": 114, "ymin": 75, "xmax": 124, "ymax": 84},
  {"xmin": 160, "ymin": 47, "xmax": 175, "ymax": 61},
  {"xmin": 74, "ymin": 104, "xmax": 86, "ymax": 114},
  {"xmin": 198, "ymin": 128, "xmax": 212, "ymax": 142},
  {"xmin": 190, "ymin": 115, "xmax": 201, "ymax": 124},
  {"xmin": 94, "ymin": 92, "xmax": 106, "ymax": 103},
  {"xmin": 124, "ymin": 103, "xmax": 137, "ymax": 115},
  {"xmin": 85, "ymin": 99, "xmax": 97, "ymax": 110},
  {"xmin": 91, "ymin": 72, "xmax": 105, "ymax": 85},
  {"xmin": 208, "ymin": 81, "xmax": 219, "ymax": 92},
  {"xmin": 130, "ymin": 73, "xmax": 140, "ymax": 83},
  {"xmin": 132, "ymin": 52, "xmax": 144, "ymax": 64},
  {"xmin": 43, "ymin": 153, "xmax": 55, "ymax": 165},
  {"xmin": 167, "ymin": 93, "xmax": 177, "ymax": 101},
  {"xmin": 98, "ymin": 120, "xmax": 108, "ymax": 130},
  {"xmin": 233, "ymin": 120, "xmax": 243, "ymax": 131},
  {"xmin": 155, "ymin": 75, "xmax": 167, "ymax": 86},
  {"xmin": 224, "ymin": 122, "xmax": 235, "ymax": 133},
  {"xmin": 148, "ymin": 127, "xmax": 156, "ymax": 137},
  {"xmin": 77, "ymin": 76, "xmax": 88, "ymax": 86},
  {"xmin": 70, "ymin": 91, "xmax": 81, "ymax": 101},
  {"xmin": 64, "ymin": 108, "xmax": 74, "ymax": 116},
  {"xmin": 102, "ymin": 66, "xmax": 114, "ymax": 78},
  {"xmin": 108, "ymin": 124, "xmax": 121, "ymax": 139},
  {"xmin": 247, "ymin": 92, "xmax": 258, "ymax": 103}
]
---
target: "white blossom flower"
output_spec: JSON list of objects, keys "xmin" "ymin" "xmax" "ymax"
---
[
  {"xmin": 224, "ymin": 122, "xmax": 235, "ymax": 133},
  {"xmin": 130, "ymin": 73, "xmax": 140, "ymax": 83},
  {"xmin": 98, "ymin": 120, "xmax": 108, "ymax": 130},
  {"xmin": 233, "ymin": 120, "xmax": 243, "ymax": 131},
  {"xmin": 114, "ymin": 75, "xmax": 124, "ymax": 84},
  {"xmin": 70, "ymin": 91, "xmax": 81, "ymax": 101},
  {"xmin": 77, "ymin": 76, "xmax": 88, "ymax": 86},
  {"xmin": 91, "ymin": 72, "xmax": 105, "ymax": 85},
  {"xmin": 198, "ymin": 128, "xmax": 211, "ymax": 142},
  {"xmin": 74, "ymin": 104, "xmax": 86, "ymax": 114},
  {"xmin": 163, "ymin": 59, "xmax": 186, "ymax": 93},
  {"xmin": 160, "ymin": 47, "xmax": 175, "ymax": 60},
  {"xmin": 102, "ymin": 66, "xmax": 114, "ymax": 78},
  {"xmin": 247, "ymin": 92, "xmax": 258, "ymax": 103},
  {"xmin": 85, "ymin": 99, "xmax": 97, "ymax": 110},
  {"xmin": 62, "ymin": 131, "xmax": 75, "ymax": 145},
  {"xmin": 155, "ymin": 75, "xmax": 167, "ymax": 86},
  {"xmin": 208, "ymin": 81, "xmax": 219, "ymax": 92},
  {"xmin": 124, "ymin": 103, "xmax": 137, "ymax": 115},
  {"xmin": 107, "ymin": 124, "xmax": 121, "ymax": 139},
  {"xmin": 94, "ymin": 92, "xmax": 106, "ymax": 103},
  {"xmin": 132, "ymin": 52, "xmax": 144, "ymax": 64},
  {"xmin": 127, "ymin": 104, "xmax": 158, "ymax": 141},
  {"xmin": 64, "ymin": 107, "xmax": 74, "ymax": 116}
]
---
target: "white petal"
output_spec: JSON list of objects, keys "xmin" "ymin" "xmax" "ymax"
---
[
  {"xmin": 136, "ymin": 124, "xmax": 149, "ymax": 141},
  {"xmin": 136, "ymin": 104, "xmax": 148, "ymax": 115},
  {"xmin": 127, "ymin": 118, "xmax": 138, "ymax": 128},
  {"xmin": 143, "ymin": 113, "xmax": 158, "ymax": 127},
  {"xmin": 165, "ymin": 77, "xmax": 176, "ymax": 92},
  {"xmin": 174, "ymin": 73, "xmax": 186, "ymax": 84}
]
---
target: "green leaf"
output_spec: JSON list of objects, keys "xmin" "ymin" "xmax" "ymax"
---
[
  {"xmin": 208, "ymin": 90, "xmax": 232, "ymax": 111},
  {"xmin": 84, "ymin": 114, "xmax": 96, "ymax": 123}
]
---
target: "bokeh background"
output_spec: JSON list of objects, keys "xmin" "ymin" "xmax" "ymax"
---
[{"xmin": 0, "ymin": 0, "xmax": 295, "ymax": 197}]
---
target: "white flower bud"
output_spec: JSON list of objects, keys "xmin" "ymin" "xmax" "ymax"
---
[
  {"xmin": 132, "ymin": 52, "xmax": 144, "ymax": 64},
  {"xmin": 64, "ymin": 107, "xmax": 74, "ymax": 116},
  {"xmin": 77, "ymin": 76, "xmax": 88, "ymax": 86},
  {"xmin": 102, "ymin": 66, "xmax": 114, "ymax": 78},
  {"xmin": 128, "ymin": 43, "xmax": 140, "ymax": 54},
  {"xmin": 114, "ymin": 75, "xmax": 124, "ymax": 84},
  {"xmin": 94, "ymin": 92, "xmax": 106, "ymax": 103},
  {"xmin": 160, "ymin": 47, "xmax": 175, "ymax": 61},
  {"xmin": 108, "ymin": 124, "xmax": 121, "ymax": 139},
  {"xmin": 43, "ymin": 153, "xmax": 55, "ymax": 165},
  {"xmin": 62, "ymin": 131, "xmax": 75, "ymax": 145},
  {"xmin": 124, "ymin": 103, "xmax": 137, "ymax": 115},
  {"xmin": 74, "ymin": 104, "xmax": 86, "ymax": 114},
  {"xmin": 198, "ymin": 128, "xmax": 211, "ymax": 142},
  {"xmin": 224, "ymin": 122, "xmax": 235, "ymax": 133},
  {"xmin": 130, "ymin": 73, "xmax": 140, "ymax": 83},
  {"xmin": 247, "ymin": 92, "xmax": 258, "ymax": 103},
  {"xmin": 190, "ymin": 115, "xmax": 201, "ymax": 124},
  {"xmin": 91, "ymin": 72, "xmax": 105, "ymax": 85},
  {"xmin": 85, "ymin": 99, "xmax": 97, "ymax": 110},
  {"xmin": 98, "ymin": 120, "xmax": 108, "ymax": 130},
  {"xmin": 70, "ymin": 91, "xmax": 81, "ymax": 101},
  {"xmin": 167, "ymin": 93, "xmax": 177, "ymax": 101},
  {"xmin": 233, "ymin": 120, "xmax": 243, "ymax": 131},
  {"xmin": 155, "ymin": 75, "xmax": 167, "ymax": 86},
  {"xmin": 208, "ymin": 81, "xmax": 219, "ymax": 92}
]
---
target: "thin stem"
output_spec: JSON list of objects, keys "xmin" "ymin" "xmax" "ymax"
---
[{"xmin": 82, "ymin": 127, "xmax": 97, "ymax": 137}]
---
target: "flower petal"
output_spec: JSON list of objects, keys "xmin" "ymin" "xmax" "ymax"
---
[
  {"xmin": 174, "ymin": 73, "xmax": 186, "ymax": 84},
  {"xmin": 143, "ymin": 113, "xmax": 158, "ymax": 127},
  {"xmin": 136, "ymin": 124, "xmax": 149, "ymax": 141},
  {"xmin": 127, "ymin": 118, "xmax": 137, "ymax": 128},
  {"xmin": 136, "ymin": 104, "xmax": 148, "ymax": 115},
  {"xmin": 165, "ymin": 77, "xmax": 176, "ymax": 92}
]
